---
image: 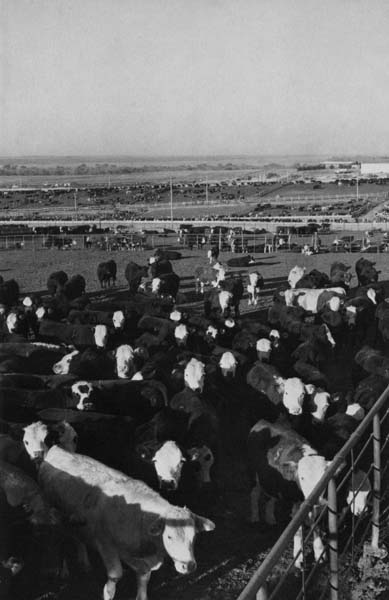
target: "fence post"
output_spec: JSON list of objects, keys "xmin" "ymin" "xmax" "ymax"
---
[
  {"xmin": 328, "ymin": 477, "xmax": 339, "ymax": 600},
  {"xmin": 371, "ymin": 413, "xmax": 381, "ymax": 550}
]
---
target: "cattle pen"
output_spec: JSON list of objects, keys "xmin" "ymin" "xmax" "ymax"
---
[{"xmin": 237, "ymin": 383, "xmax": 389, "ymax": 600}]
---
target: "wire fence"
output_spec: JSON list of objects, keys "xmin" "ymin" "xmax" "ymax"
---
[{"xmin": 237, "ymin": 384, "xmax": 389, "ymax": 600}]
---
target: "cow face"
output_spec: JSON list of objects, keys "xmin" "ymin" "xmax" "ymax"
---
[
  {"xmin": 94, "ymin": 324, "xmax": 108, "ymax": 348},
  {"xmin": 175, "ymin": 324, "xmax": 189, "ymax": 346},
  {"xmin": 184, "ymin": 358, "xmax": 205, "ymax": 392},
  {"xmin": 187, "ymin": 445, "xmax": 214, "ymax": 484},
  {"xmin": 6, "ymin": 312, "xmax": 19, "ymax": 333},
  {"xmin": 310, "ymin": 389, "xmax": 330, "ymax": 421},
  {"xmin": 345, "ymin": 403, "xmax": 365, "ymax": 421},
  {"xmin": 23, "ymin": 421, "xmax": 49, "ymax": 461},
  {"xmin": 36, "ymin": 306, "xmax": 46, "ymax": 320},
  {"xmin": 151, "ymin": 278, "xmax": 161, "ymax": 294},
  {"xmin": 297, "ymin": 452, "xmax": 329, "ymax": 499},
  {"xmin": 288, "ymin": 266, "xmax": 306, "ymax": 289},
  {"xmin": 219, "ymin": 351, "xmax": 237, "ymax": 378},
  {"xmin": 112, "ymin": 310, "xmax": 125, "ymax": 329},
  {"xmin": 205, "ymin": 325, "xmax": 218, "ymax": 340},
  {"xmin": 344, "ymin": 305, "xmax": 358, "ymax": 327},
  {"xmin": 281, "ymin": 378, "xmax": 306, "ymax": 416},
  {"xmin": 327, "ymin": 296, "xmax": 342, "ymax": 312},
  {"xmin": 115, "ymin": 344, "xmax": 134, "ymax": 379},
  {"xmin": 152, "ymin": 441, "xmax": 186, "ymax": 491},
  {"xmin": 52, "ymin": 350, "xmax": 79, "ymax": 375},
  {"xmin": 170, "ymin": 309, "xmax": 182, "ymax": 322},
  {"xmin": 346, "ymin": 470, "xmax": 371, "ymax": 515},
  {"xmin": 218, "ymin": 290, "xmax": 232, "ymax": 314},
  {"xmin": 72, "ymin": 381, "xmax": 94, "ymax": 410},
  {"xmin": 256, "ymin": 338, "xmax": 272, "ymax": 361},
  {"xmin": 366, "ymin": 288, "xmax": 377, "ymax": 305},
  {"xmin": 153, "ymin": 507, "xmax": 214, "ymax": 574}
]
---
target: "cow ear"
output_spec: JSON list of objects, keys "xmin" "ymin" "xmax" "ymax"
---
[
  {"xmin": 304, "ymin": 384, "xmax": 316, "ymax": 395},
  {"xmin": 193, "ymin": 513, "xmax": 215, "ymax": 532},
  {"xmin": 149, "ymin": 516, "xmax": 165, "ymax": 536}
]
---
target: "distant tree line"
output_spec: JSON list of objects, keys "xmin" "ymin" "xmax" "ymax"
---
[{"xmin": 0, "ymin": 161, "xmax": 263, "ymax": 177}]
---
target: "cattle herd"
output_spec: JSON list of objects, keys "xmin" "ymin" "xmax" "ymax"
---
[{"xmin": 0, "ymin": 247, "xmax": 388, "ymax": 600}]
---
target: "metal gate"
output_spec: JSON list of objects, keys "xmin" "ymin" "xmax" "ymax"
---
[{"xmin": 237, "ymin": 385, "xmax": 389, "ymax": 600}]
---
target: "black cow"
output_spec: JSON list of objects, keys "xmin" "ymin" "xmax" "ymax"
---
[
  {"xmin": 154, "ymin": 249, "xmax": 182, "ymax": 261},
  {"xmin": 295, "ymin": 269, "xmax": 330, "ymax": 289},
  {"xmin": 63, "ymin": 275, "xmax": 86, "ymax": 300},
  {"xmin": 152, "ymin": 272, "xmax": 180, "ymax": 300},
  {"xmin": 355, "ymin": 258, "xmax": 380, "ymax": 286},
  {"xmin": 226, "ymin": 255, "xmax": 255, "ymax": 268},
  {"xmin": 47, "ymin": 271, "xmax": 68, "ymax": 296},
  {"xmin": 149, "ymin": 257, "xmax": 173, "ymax": 278},
  {"xmin": 97, "ymin": 260, "xmax": 117, "ymax": 288},
  {"xmin": 125, "ymin": 261, "xmax": 149, "ymax": 294},
  {"xmin": 0, "ymin": 280, "xmax": 19, "ymax": 309}
]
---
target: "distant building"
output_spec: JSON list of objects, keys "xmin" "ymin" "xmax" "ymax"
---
[{"xmin": 361, "ymin": 163, "xmax": 389, "ymax": 176}]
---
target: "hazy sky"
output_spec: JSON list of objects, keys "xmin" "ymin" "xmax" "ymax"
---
[{"xmin": 1, "ymin": 0, "xmax": 389, "ymax": 157}]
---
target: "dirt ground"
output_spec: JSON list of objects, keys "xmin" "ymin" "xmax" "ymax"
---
[{"xmin": 3, "ymin": 236, "xmax": 389, "ymax": 600}]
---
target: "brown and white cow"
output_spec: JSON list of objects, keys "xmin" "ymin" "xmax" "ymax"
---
[{"xmin": 39, "ymin": 446, "xmax": 215, "ymax": 600}]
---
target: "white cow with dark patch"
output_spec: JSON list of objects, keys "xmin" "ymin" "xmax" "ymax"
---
[
  {"xmin": 284, "ymin": 287, "xmax": 346, "ymax": 313},
  {"xmin": 248, "ymin": 420, "xmax": 369, "ymax": 570},
  {"xmin": 247, "ymin": 272, "xmax": 264, "ymax": 306},
  {"xmin": 39, "ymin": 446, "xmax": 215, "ymax": 600},
  {"xmin": 247, "ymin": 362, "xmax": 308, "ymax": 416}
]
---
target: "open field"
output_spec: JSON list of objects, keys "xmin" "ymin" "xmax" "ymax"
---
[{"xmin": 4, "ymin": 238, "xmax": 389, "ymax": 301}]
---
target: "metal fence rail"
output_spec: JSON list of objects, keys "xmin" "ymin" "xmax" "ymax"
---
[{"xmin": 236, "ymin": 384, "xmax": 389, "ymax": 600}]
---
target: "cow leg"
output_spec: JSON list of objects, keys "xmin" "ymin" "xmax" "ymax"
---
[
  {"xmin": 96, "ymin": 541, "xmax": 123, "ymax": 600},
  {"xmin": 293, "ymin": 526, "xmax": 304, "ymax": 570},
  {"xmin": 135, "ymin": 570, "xmax": 151, "ymax": 600},
  {"xmin": 264, "ymin": 497, "xmax": 277, "ymax": 525},
  {"xmin": 250, "ymin": 473, "xmax": 261, "ymax": 522},
  {"xmin": 201, "ymin": 281, "xmax": 205, "ymax": 294},
  {"xmin": 312, "ymin": 509, "xmax": 326, "ymax": 563}
]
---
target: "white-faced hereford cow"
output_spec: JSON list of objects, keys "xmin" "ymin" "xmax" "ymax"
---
[
  {"xmin": 248, "ymin": 420, "xmax": 368, "ymax": 569},
  {"xmin": 38, "ymin": 446, "xmax": 215, "ymax": 600}
]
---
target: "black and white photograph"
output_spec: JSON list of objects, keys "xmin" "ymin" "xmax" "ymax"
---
[{"xmin": 1, "ymin": 1, "xmax": 389, "ymax": 599}]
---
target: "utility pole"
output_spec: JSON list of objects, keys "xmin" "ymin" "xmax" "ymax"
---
[
  {"xmin": 170, "ymin": 177, "xmax": 173, "ymax": 223},
  {"xmin": 74, "ymin": 188, "xmax": 78, "ymax": 211},
  {"xmin": 205, "ymin": 175, "xmax": 209, "ymax": 204}
]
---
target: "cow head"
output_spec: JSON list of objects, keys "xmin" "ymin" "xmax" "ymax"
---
[
  {"xmin": 184, "ymin": 358, "xmax": 205, "ymax": 392},
  {"xmin": 152, "ymin": 506, "xmax": 214, "ymax": 575},
  {"xmin": 344, "ymin": 305, "xmax": 358, "ymax": 327},
  {"xmin": 151, "ymin": 278, "xmax": 161, "ymax": 294},
  {"xmin": 23, "ymin": 421, "xmax": 49, "ymax": 461},
  {"xmin": 115, "ymin": 344, "xmax": 135, "ymax": 379},
  {"xmin": 305, "ymin": 386, "xmax": 330, "ymax": 421},
  {"xmin": 280, "ymin": 377, "xmax": 306, "ymax": 416},
  {"xmin": 345, "ymin": 403, "xmax": 365, "ymax": 421},
  {"xmin": 6, "ymin": 312, "xmax": 19, "ymax": 333},
  {"xmin": 52, "ymin": 350, "xmax": 79, "ymax": 375},
  {"xmin": 112, "ymin": 310, "xmax": 125, "ymax": 329},
  {"xmin": 94, "ymin": 324, "xmax": 108, "ymax": 348},
  {"xmin": 187, "ymin": 445, "xmax": 214, "ymax": 485},
  {"xmin": 224, "ymin": 318, "xmax": 235, "ymax": 329},
  {"xmin": 218, "ymin": 290, "xmax": 232, "ymax": 314},
  {"xmin": 152, "ymin": 441, "xmax": 186, "ymax": 491},
  {"xmin": 175, "ymin": 324, "xmax": 189, "ymax": 346},
  {"xmin": 288, "ymin": 266, "xmax": 306, "ymax": 289},
  {"xmin": 205, "ymin": 325, "xmax": 218, "ymax": 340},
  {"xmin": 269, "ymin": 329, "xmax": 281, "ymax": 348},
  {"xmin": 366, "ymin": 288, "xmax": 377, "ymax": 305},
  {"xmin": 170, "ymin": 309, "xmax": 182, "ymax": 322},
  {"xmin": 71, "ymin": 381, "xmax": 94, "ymax": 410},
  {"xmin": 327, "ymin": 296, "xmax": 342, "ymax": 312},
  {"xmin": 219, "ymin": 351, "xmax": 237, "ymax": 378},
  {"xmin": 256, "ymin": 338, "xmax": 272, "ymax": 361}
]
